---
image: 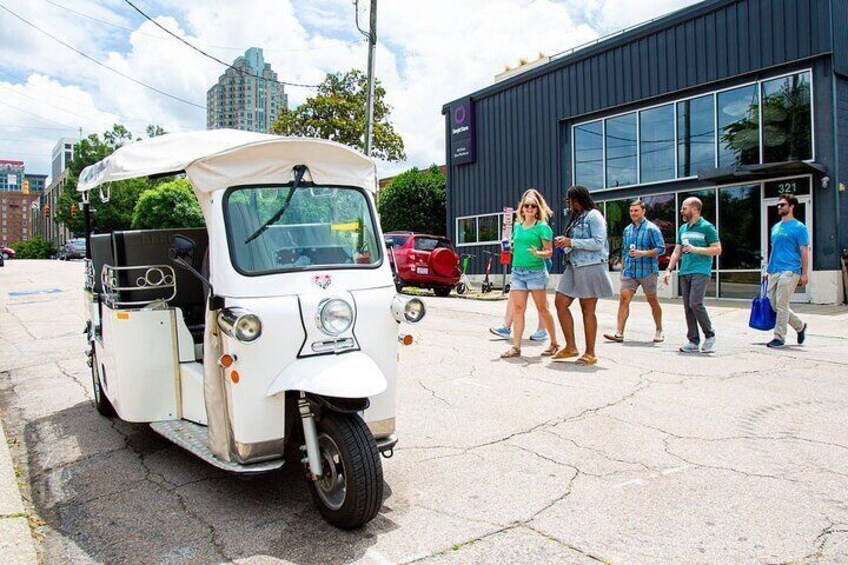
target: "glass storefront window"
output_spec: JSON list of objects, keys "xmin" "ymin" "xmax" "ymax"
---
[
  {"xmin": 718, "ymin": 185, "xmax": 761, "ymax": 270},
  {"xmin": 574, "ymin": 120, "xmax": 604, "ymax": 189},
  {"xmin": 602, "ymin": 199, "xmax": 631, "ymax": 271},
  {"xmin": 719, "ymin": 271, "xmax": 761, "ymax": 299},
  {"xmin": 605, "ymin": 113, "xmax": 637, "ymax": 188},
  {"xmin": 677, "ymin": 95, "xmax": 715, "ymax": 177},
  {"xmin": 718, "ymin": 85, "xmax": 760, "ymax": 167},
  {"xmin": 762, "ymin": 72, "xmax": 812, "ymax": 163},
  {"xmin": 457, "ymin": 218, "xmax": 476, "ymax": 244},
  {"xmin": 478, "ymin": 215, "xmax": 500, "ymax": 243},
  {"xmin": 678, "ymin": 189, "xmax": 716, "ymax": 227},
  {"xmin": 641, "ymin": 193, "xmax": 676, "ymax": 270},
  {"xmin": 640, "ymin": 105, "xmax": 675, "ymax": 183}
]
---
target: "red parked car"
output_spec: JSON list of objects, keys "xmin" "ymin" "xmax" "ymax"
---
[
  {"xmin": 384, "ymin": 232, "xmax": 460, "ymax": 296},
  {"xmin": 1, "ymin": 245, "xmax": 15, "ymax": 260}
]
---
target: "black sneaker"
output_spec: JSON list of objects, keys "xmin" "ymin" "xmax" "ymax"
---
[
  {"xmin": 797, "ymin": 323, "xmax": 807, "ymax": 345},
  {"xmin": 766, "ymin": 338, "xmax": 785, "ymax": 349}
]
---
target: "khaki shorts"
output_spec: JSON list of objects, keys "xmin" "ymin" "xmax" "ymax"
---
[{"xmin": 620, "ymin": 272, "xmax": 658, "ymax": 295}]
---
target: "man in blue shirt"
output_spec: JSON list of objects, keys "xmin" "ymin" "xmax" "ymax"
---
[
  {"xmin": 604, "ymin": 199, "xmax": 666, "ymax": 343},
  {"xmin": 765, "ymin": 194, "xmax": 809, "ymax": 348}
]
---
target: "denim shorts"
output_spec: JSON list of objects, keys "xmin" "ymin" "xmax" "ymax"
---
[{"xmin": 511, "ymin": 267, "xmax": 549, "ymax": 291}]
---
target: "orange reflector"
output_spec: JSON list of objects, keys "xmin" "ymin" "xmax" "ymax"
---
[
  {"xmin": 401, "ymin": 334, "xmax": 413, "ymax": 346},
  {"xmin": 219, "ymin": 354, "xmax": 235, "ymax": 368},
  {"xmin": 230, "ymin": 370, "xmax": 240, "ymax": 384},
  {"xmin": 117, "ymin": 312, "xmax": 129, "ymax": 320}
]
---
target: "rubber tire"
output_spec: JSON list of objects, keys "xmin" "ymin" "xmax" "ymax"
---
[
  {"xmin": 455, "ymin": 282, "xmax": 466, "ymax": 295},
  {"xmin": 90, "ymin": 347, "xmax": 117, "ymax": 418},
  {"xmin": 433, "ymin": 286, "xmax": 452, "ymax": 297},
  {"xmin": 310, "ymin": 412, "xmax": 383, "ymax": 529}
]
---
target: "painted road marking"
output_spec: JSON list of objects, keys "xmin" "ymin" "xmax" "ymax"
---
[{"xmin": 8, "ymin": 288, "xmax": 63, "ymax": 297}]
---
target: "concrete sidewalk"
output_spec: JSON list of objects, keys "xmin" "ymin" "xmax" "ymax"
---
[{"xmin": 0, "ymin": 420, "xmax": 38, "ymax": 565}]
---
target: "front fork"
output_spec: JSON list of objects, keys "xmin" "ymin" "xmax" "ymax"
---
[{"xmin": 298, "ymin": 393, "xmax": 323, "ymax": 480}]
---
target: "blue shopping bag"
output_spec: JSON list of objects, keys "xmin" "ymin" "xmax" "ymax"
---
[{"xmin": 748, "ymin": 279, "xmax": 776, "ymax": 331}]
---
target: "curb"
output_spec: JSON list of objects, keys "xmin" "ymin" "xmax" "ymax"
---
[{"xmin": 0, "ymin": 419, "xmax": 38, "ymax": 565}]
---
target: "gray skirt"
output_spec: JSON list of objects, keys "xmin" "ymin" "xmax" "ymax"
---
[{"xmin": 557, "ymin": 261, "xmax": 614, "ymax": 299}]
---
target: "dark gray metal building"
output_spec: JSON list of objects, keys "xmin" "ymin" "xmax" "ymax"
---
[{"xmin": 443, "ymin": 0, "xmax": 847, "ymax": 304}]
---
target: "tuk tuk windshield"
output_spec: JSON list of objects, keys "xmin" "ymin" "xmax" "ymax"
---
[{"xmin": 225, "ymin": 185, "xmax": 381, "ymax": 274}]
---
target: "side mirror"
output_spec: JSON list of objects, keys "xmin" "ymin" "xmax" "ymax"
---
[
  {"xmin": 169, "ymin": 235, "xmax": 211, "ymax": 290},
  {"xmin": 384, "ymin": 240, "xmax": 394, "ymax": 249},
  {"xmin": 169, "ymin": 235, "xmax": 196, "ymax": 263}
]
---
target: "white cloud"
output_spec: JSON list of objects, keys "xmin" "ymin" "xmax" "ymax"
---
[{"xmin": 0, "ymin": 0, "xmax": 699, "ymax": 181}]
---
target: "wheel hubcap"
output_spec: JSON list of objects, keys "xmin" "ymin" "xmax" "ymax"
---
[{"xmin": 315, "ymin": 433, "xmax": 346, "ymax": 511}]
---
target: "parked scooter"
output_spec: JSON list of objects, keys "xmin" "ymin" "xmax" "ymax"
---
[
  {"xmin": 481, "ymin": 251, "xmax": 497, "ymax": 293},
  {"xmin": 454, "ymin": 254, "xmax": 475, "ymax": 295}
]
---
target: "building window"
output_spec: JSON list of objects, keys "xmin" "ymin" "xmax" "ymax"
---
[
  {"xmin": 677, "ymin": 95, "xmax": 715, "ymax": 177},
  {"xmin": 605, "ymin": 113, "xmax": 637, "ymax": 188},
  {"xmin": 639, "ymin": 105, "xmax": 675, "ymax": 183},
  {"xmin": 761, "ymin": 71, "xmax": 812, "ymax": 163},
  {"xmin": 456, "ymin": 213, "xmax": 503, "ymax": 246},
  {"xmin": 573, "ymin": 120, "xmax": 603, "ymax": 189},
  {"xmin": 717, "ymin": 84, "xmax": 759, "ymax": 168},
  {"xmin": 602, "ymin": 199, "xmax": 632, "ymax": 271}
]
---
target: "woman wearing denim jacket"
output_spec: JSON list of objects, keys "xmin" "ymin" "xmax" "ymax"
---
[{"xmin": 551, "ymin": 185, "xmax": 613, "ymax": 365}]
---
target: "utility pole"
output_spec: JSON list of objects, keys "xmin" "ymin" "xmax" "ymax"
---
[{"xmin": 363, "ymin": 0, "xmax": 377, "ymax": 157}]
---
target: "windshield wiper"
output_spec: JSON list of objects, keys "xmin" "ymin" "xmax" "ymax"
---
[{"xmin": 244, "ymin": 165, "xmax": 308, "ymax": 245}]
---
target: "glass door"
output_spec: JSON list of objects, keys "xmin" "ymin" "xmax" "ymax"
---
[{"xmin": 762, "ymin": 196, "xmax": 812, "ymax": 302}]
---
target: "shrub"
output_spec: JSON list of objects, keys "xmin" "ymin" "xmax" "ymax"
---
[
  {"xmin": 131, "ymin": 178, "xmax": 205, "ymax": 229},
  {"xmin": 377, "ymin": 165, "xmax": 446, "ymax": 235},
  {"xmin": 8, "ymin": 237, "xmax": 57, "ymax": 259}
]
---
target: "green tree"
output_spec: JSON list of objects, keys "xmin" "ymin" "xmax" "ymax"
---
[
  {"xmin": 8, "ymin": 237, "xmax": 57, "ymax": 259},
  {"xmin": 56, "ymin": 124, "xmax": 169, "ymax": 234},
  {"xmin": 271, "ymin": 69, "xmax": 406, "ymax": 162},
  {"xmin": 131, "ymin": 178, "xmax": 205, "ymax": 229},
  {"xmin": 377, "ymin": 165, "xmax": 445, "ymax": 235}
]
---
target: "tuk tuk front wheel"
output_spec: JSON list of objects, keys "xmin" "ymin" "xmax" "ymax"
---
[
  {"xmin": 310, "ymin": 412, "xmax": 383, "ymax": 529},
  {"xmin": 90, "ymin": 348, "xmax": 116, "ymax": 418}
]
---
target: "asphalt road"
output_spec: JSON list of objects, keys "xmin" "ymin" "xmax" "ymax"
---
[{"xmin": 2, "ymin": 260, "xmax": 848, "ymax": 564}]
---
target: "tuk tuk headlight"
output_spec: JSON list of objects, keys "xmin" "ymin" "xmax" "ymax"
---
[
  {"xmin": 317, "ymin": 298, "xmax": 353, "ymax": 336},
  {"xmin": 218, "ymin": 308, "xmax": 263, "ymax": 343},
  {"xmin": 391, "ymin": 295, "xmax": 426, "ymax": 324}
]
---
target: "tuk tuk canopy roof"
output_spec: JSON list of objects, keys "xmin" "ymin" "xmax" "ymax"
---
[{"xmin": 77, "ymin": 129, "xmax": 378, "ymax": 194}]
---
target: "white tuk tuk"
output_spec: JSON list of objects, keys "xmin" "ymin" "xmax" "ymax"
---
[{"xmin": 77, "ymin": 130, "xmax": 426, "ymax": 529}]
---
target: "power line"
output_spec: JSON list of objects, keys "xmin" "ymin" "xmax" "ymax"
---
[
  {"xmin": 122, "ymin": 0, "xmax": 320, "ymax": 89},
  {"xmin": 43, "ymin": 0, "xmax": 363, "ymax": 54},
  {"xmin": 0, "ymin": 82, "xmax": 102, "ymax": 123},
  {"xmin": 0, "ymin": 99, "xmax": 77, "ymax": 128},
  {"xmin": 0, "ymin": 2, "xmax": 206, "ymax": 110}
]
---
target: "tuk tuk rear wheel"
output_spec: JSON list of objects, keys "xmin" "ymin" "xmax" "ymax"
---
[
  {"xmin": 310, "ymin": 412, "xmax": 383, "ymax": 529},
  {"xmin": 90, "ymin": 348, "xmax": 116, "ymax": 418}
]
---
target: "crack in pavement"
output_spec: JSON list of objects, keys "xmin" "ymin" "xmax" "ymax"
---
[{"xmin": 417, "ymin": 380, "xmax": 452, "ymax": 407}]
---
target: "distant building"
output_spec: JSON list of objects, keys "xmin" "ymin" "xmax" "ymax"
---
[
  {"xmin": 25, "ymin": 174, "xmax": 47, "ymax": 193},
  {"xmin": 0, "ymin": 160, "xmax": 24, "ymax": 191},
  {"xmin": 206, "ymin": 47, "xmax": 288, "ymax": 133},
  {"xmin": 51, "ymin": 137, "xmax": 75, "ymax": 180},
  {"xmin": 1, "ymin": 191, "xmax": 42, "ymax": 244}
]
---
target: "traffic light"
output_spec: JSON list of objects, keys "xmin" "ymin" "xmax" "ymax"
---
[
  {"xmin": 44, "ymin": 204, "xmax": 50, "ymax": 217},
  {"xmin": 70, "ymin": 204, "xmax": 78, "ymax": 215}
]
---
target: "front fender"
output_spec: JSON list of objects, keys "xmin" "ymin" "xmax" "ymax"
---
[{"xmin": 266, "ymin": 351, "xmax": 387, "ymax": 398}]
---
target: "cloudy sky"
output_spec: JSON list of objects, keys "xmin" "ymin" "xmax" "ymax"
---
[{"xmin": 0, "ymin": 0, "xmax": 700, "ymax": 182}]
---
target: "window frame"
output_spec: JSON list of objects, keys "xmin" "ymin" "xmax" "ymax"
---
[
  {"xmin": 454, "ymin": 212, "xmax": 504, "ymax": 247},
  {"xmin": 571, "ymin": 69, "xmax": 814, "ymax": 194}
]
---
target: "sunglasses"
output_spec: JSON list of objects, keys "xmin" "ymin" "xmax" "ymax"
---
[
  {"xmin": 777, "ymin": 203, "xmax": 789, "ymax": 208},
  {"xmin": 522, "ymin": 203, "xmax": 538, "ymax": 209}
]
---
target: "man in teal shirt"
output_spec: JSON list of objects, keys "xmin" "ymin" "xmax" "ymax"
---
[
  {"xmin": 764, "ymin": 194, "xmax": 809, "ymax": 348},
  {"xmin": 663, "ymin": 197, "xmax": 722, "ymax": 353}
]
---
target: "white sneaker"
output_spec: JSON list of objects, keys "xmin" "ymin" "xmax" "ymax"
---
[
  {"xmin": 701, "ymin": 336, "xmax": 716, "ymax": 353},
  {"xmin": 653, "ymin": 330, "xmax": 665, "ymax": 343},
  {"xmin": 679, "ymin": 341, "xmax": 699, "ymax": 353}
]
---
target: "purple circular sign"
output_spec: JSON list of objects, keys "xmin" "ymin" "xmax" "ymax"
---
[{"xmin": 453, "ymin": 105, "xmax": 467, "ymax": 126}]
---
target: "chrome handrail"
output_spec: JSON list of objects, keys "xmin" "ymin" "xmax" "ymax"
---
[
  {"xmin": 101, "ymin": 264, "xmax": 177, "ymax": 308},
  {"xmin": 84, "ymin": 259, "xmax": 96, "ymax": 291}
]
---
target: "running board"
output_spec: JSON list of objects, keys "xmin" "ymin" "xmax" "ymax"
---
[{"xmin": 150, "ymin": 420, "xmax": 284, "ymax": 474}]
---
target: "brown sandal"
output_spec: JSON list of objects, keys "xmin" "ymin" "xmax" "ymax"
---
[
  {"xmin": 541, "ymin": 344, "xmax": 561, "ymax": 357},
  {"xmin": 500, "ymin": 345, "xmax": 521, "ymax": 358},
  {"xmin": 575, "ymin": 353, "xmax": 598, "ymax": 366}
]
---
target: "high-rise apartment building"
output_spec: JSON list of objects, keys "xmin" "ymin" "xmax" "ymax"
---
[
  {"xmin": 206, "ymin": 47, "xmax": 288, "ymax": 133},
  {"xmin": 0, "ymin": 160, "xmax": 24, "ymax": 191},
  {"xmin": 51, "ymin": 137, "xmax": 75, "ymax": 180}
]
